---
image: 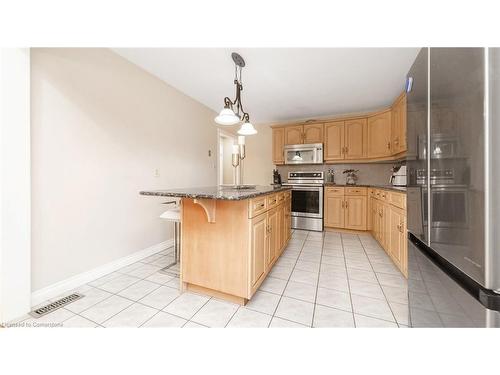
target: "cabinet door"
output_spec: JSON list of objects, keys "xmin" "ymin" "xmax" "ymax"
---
[
  {"xmin": 278, "ymin": 203, "xmax": 286, "ymax": 254},
  {"xmin": 391, "ymin": 101, "xmax": 401, "ymax": 154},
  {"xmin": 389, "ymin": 207, "xmax": 405, "ymax": 270},
  {"xmin": 285, "ymin": 198, "xmax": 291, "ymax": 242},
  {"xmin": 367, "ymin": 111, "xmax": 392, "ymax": 157},
  {"xmin": 324, "ymin": 121, "xmax": 345, "ymax": 161},
  {"xmin": 284, "ymin": 125, "xmax": 304, "ymax": 145},
  {"xmin": 250, "ymin": 213, "xmax": 267, "ymax": 288},
  {"xmin": 272, "ymin": 128, "xmax": 285, "ymax": 164},
  {"xmin": 345, "ymin": 196, "xmax": 367, "ymax": 230},
  {"xmin": 382, "ymin": 203, "xmax": 391, "ymax": 250},
  {"xmin": 325, "ymin": 195, "xmax": 345, "ymax": 228},
  {"xmin": 399, "ymin": 95, "xmax": 407, "ymax": 152},
  {"xmin": 267, "ymin": 207, "xmax": 279, "ymax": 267},
  {"xmin": 344, "ymin": 118, "xmax": 367, "ymax": 159},
  {"xmin": 303, "ymin": 123, "xmax": 323, "ymax": 143}
]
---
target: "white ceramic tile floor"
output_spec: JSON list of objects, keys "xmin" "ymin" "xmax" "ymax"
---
[{"xmin": 12, "ymin": 230, "xmax": 409, "ymax": 328}]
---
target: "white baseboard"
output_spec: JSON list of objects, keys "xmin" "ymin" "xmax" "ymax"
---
[{"xmin": 31, "ymin": 239, "xmax": 173, "ymax": 307}]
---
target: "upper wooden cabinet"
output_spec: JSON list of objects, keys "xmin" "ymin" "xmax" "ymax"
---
[
  {"xmin": 272, "ymin": 128, "xmax": 285, "ymax": 165},
  {"xmin": 367, "ymin": 110, "xmax": 392, "ymax": 158},
  {"xmin": 271, "ymin": 90, "xmax": 407, "ymax": 164},
  {"xmin": 324, "ymin": 121, "xmax": 345, "ymax": 161},
  {"xmin": 324, "ymin": 118, "xmax": 367, "ymax": 161},
  {"xmin": 284, "ymin": 123, "xmax": 324, "ymax": 145},
  {"xmin": 284, "ymin": 125, "xmax": 303, "ymax": 145},
  {"xmin": 344, "ymin": 118, "xmax": 367, "ymax": 159},
  {"xmin": 391, "ymin": 93, "xmax": 407, "ymax": 154},
  {"xmin": 303, "ymin": 123, "xmax": 324, "ymax": 143}
]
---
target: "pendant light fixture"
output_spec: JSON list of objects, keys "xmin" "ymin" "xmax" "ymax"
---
[{"xmin": 214, "ymin": 52, "xmax": 257, "ymax": 135}]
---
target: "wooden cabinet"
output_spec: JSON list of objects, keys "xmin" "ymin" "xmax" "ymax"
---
[
  {"xmin": 284, "ymin": 125, "xmax": 305, "ymax": 145},
  {"xmin": 272, "ymin": 91, "xmax": 409, "ymax": 164},
  {"xmin": 272, "ymin": 128, "xmax": 285, "ymax": 164},
  {"xmin": 284, "ymin": 123, "xmax": 324, "ymax": 145},
  {"xmin": 325, "ymin": 195, "xmax": 345, "ymax": 228},
  {"xmin": 389, "ymin": 206, "xmax": 406, "ymax": 275},
  {"xmin": 344, "ymin": 118, "xmax": 367, "ymax": 159},
  {"xmin": 367, "ymin": 110, "xmax": 392, "ymax": 158},
  {"xmin": 267, "ymin": 207, "xmax": 279, "ymax": 267},
  {"xmin": 250, "ymin": 212, "xmax": 267, "ymax": 288},
  {"xmin": 250, "ymin": 190, "xmax": 291, "ymax": 294},
  {"xmin": 324, "ymin": 118, "xmax": 367, "ymax": 161},
  {"xmin": 324, "ymin": 121, "xmax": 345, "ymax": 161},
  {"xmin": 324, "ymin": 187, "xmax": 367, "ymax": 230},
  {"xmin": 303, "ymin": 123, "xmax": 324, "ymax": 143},
  {"xmin": 391, "ymin": 93, "xmax": 407, "ymax": 154},
  {"xmin": 344, "ymin": 195, "xmax": 367, "ymax": 230},
  {"xmin": 369, "ymin": 188, "xmax": 408, "ymax": 278}
]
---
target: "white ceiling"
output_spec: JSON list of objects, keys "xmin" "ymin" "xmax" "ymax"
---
[{"xmin": 113, "ymin": 48, "xmax": 420, "ymax": 124}]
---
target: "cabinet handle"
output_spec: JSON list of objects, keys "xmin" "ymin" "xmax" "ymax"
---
[
  {"xmin": 345, "ymin": 200, "xmax": 348, "ymax": 208},
  {"xmin": 387, "ymin": 142, "xmax": 391, "ymax": 149},
  {"xmin": 345, "ymin": 146, "xmax": 348, "ymax": 154},
  {"xmin": 341, "ymin": 201, "xmax": 345, "ymax": 208}
]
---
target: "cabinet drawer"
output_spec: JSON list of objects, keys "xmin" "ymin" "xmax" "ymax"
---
[
  {"xmin": 369, "ymin": 188, "xmax": 377, "ymax": 198},
  {"xmin": 389, "ymin": 192, "xmax": 406, "ymax": 209},
  {"xmin": 267, "ymin": 193, "xmax": 279, "ymax": 209},
  {"xmin": 325, "ymin": 186, "xmax": 345, "ymax": 196},
  {"xmin": 345, "ymin": 187, "xmax": 367, "ymax": 196},
  {"xmin": 248, "ymin": 196, "xmax": 267, "ymax": 218}
]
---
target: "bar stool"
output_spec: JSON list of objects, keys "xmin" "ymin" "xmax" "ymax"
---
[{"xmin": 159, "ymin": 200, "xmax": 181, "ymax": 276}]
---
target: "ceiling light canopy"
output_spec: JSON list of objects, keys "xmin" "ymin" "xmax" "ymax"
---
[{"xmin": 214, "ymin": 52, "xmax": 257, "ymax": 135}]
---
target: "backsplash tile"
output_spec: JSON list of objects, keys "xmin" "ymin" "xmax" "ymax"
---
[{"xmin": 277, "ymin": 162, "xmax": 403, "ymax": 185}]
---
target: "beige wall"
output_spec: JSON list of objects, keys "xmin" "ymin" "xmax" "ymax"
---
[
  {"xmin": 31, "ymin": 48, "xmax": 217, "ymax": 291},
  {"xmin": 242, "ymin": 123, "xmax": 273, "ymax": 185}
]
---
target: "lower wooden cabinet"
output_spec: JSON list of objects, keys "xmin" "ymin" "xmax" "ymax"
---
[
  {"xmin": 324, "ymin": 186, "xmax": 367, "ymax": 230},
  {"xmin": 267, "ymin": 207, "xmax": 279, "ymax": 267},
  {"xmin": 250, "ymin": 212, "xmax": 267, "ymax": 288},
  {"xmin": 249, "ymin": 191, "xmax": 292, "ymax": 294},
  {"xmin": 345, "ymin": 195, "xmax": 367, "ymax": 230},
  {"xmin": 369, "ymin": 189, "xmax": 408, "ymax": 277}
]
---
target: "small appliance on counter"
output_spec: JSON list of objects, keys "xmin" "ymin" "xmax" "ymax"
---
[
  {"xmin": 273, "ymin": 169, "xmax": 282, "ymax": 185},
  {"xmin": 390, "ymin": 165, "xmax": 407, "ymax": 186}
]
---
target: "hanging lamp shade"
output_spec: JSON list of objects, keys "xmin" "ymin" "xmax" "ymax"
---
[
  {"xmin": 214, "ymin": 107, "xmax": 240, "ymax": 126},
  {"xmin": 237, "ymin": 121, "xmax": 257, "ymax": 135}
]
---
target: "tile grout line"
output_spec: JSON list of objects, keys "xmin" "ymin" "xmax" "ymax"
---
[
  {"xmin": 359, "ymin": 236, "xmax": 402, "ymax": 327},
  {"xmin": 340, "ymin": 233, "xmax": 357, "ymax": 327},
  {"xmin": 310, "ymin": 231, "xmax": 326, "ymax": 328},
  {"xmin": 266, "ymin": 230, "xmax": 308, "ymax": 327}
]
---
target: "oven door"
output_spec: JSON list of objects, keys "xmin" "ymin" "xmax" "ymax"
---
[{"xmin": 289, "ymin": 185, "xmax": 323, "ymax": 218}]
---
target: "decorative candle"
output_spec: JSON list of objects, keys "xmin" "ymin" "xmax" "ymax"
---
[{"xmin": 238, "ymin": 135, "xmax": 245, "ymax": 145}]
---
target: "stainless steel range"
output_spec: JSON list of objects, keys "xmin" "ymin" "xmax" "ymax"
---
[{"xmin": 283, "ymin": 171, "xmax": 324, "ymax": 232}]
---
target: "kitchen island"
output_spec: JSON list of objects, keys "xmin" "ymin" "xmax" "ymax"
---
[{"xmin": 140, "ymin": 185, "xmax": 292, "ymax": 305}]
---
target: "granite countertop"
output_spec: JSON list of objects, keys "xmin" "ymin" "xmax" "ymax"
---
[
  {"xmin": 140, "ymin": 185, "xmax": 292, "ymax": 200},
  {"xmin": 324, "ymin": 182, "xmax": 407, "ymax": 193}
]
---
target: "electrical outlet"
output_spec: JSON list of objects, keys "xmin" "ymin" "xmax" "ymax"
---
[{"xmin": 154, "ymin": 168, "xmax": 160, "ymax": 177}]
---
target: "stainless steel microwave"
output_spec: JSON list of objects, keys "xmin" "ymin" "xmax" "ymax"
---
[{"xmin": 284, "ymin": 143, "xmax": 323, "ymax": 165}]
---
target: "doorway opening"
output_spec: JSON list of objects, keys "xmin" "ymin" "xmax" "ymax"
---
[{"xmin": 217, "ymin": 129, "xmax": 237, "ymax": 186}]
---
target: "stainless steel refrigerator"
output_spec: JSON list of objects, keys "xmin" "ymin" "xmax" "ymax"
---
[{"xmin": 406, "ymin": 48, "xmax": 500, "ymax": 327}]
